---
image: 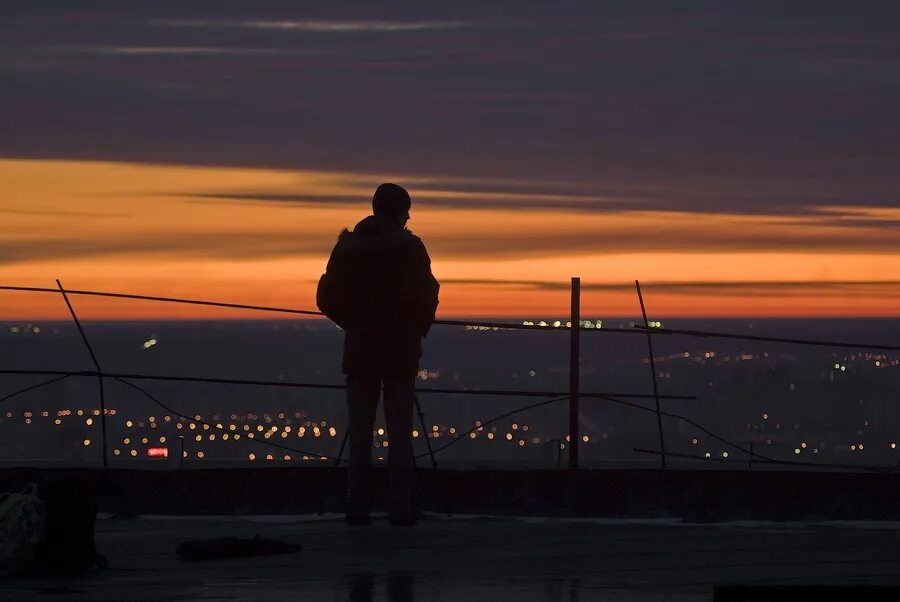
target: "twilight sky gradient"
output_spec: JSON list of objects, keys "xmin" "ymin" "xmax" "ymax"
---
[{"xmin": 1, "ymin": 1, "xmax": 899, "ymax": 319}]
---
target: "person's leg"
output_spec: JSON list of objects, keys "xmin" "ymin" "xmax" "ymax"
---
[
  {"xmin": 382, "ymin": 376, "xmax": 416, "ymax": 524},
  {"xmin": 346, "ymin": 374, "xmax": 380, "ymax": 523}
]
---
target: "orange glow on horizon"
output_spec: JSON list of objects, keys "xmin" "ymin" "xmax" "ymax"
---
[{"xmin": 2, "ymin": 159, "xmax": 899, "ymax": 320}]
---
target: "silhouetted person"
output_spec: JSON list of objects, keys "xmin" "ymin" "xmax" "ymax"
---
[{"xmin": 317, "ymin": 183, "xmax": 439, "ymax": 526}]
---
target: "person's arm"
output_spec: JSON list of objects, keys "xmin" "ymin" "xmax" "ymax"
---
[{"xmin": 316, "ymin": 238, "xmax": 353, "ymax": 329}]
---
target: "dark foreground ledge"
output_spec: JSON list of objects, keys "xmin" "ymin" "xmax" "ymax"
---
[{"xmin": 2, "ymin": 467, "xmax": 900, "ymax": 521}]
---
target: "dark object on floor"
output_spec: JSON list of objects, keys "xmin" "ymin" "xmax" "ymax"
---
[
  {"xmin": 0, "ymin": 483, "xmax": 46, "ymax": 576},
  {"xmin": 176, "ymin": 535, "xmax": 301, "ymax": 561},
  {"xmin": 715, "ymin": 584, "xmax": 900, "ymax": 601},
  {"xmin": 35, "ymin": 475, "xmax": 106, "ymax": 573}
]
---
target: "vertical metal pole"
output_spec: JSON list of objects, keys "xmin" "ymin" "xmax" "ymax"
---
[
  {"xmin": 56, "ymin": 280, "xmax": 108, "ymax": 469},
  {"xmin": 635, "ymin": 280, "xmax": 666, "ymax": 469},
  {"xmin": 569, "ymin": 277, "xmax": 580, "ymax": 469}
]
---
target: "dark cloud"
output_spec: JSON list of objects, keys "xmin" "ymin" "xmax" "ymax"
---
[
  {"xmin": 423, "ymin": 229, "xmax": 900, "ymax": 258},
  {"xmin": 440, "ymin": 278, "xmax": 900, "ymax": 298},
  {"xmin": 177, "ymin": 191, "xmax": 635, "ymax": 213},
  {"xmin": 1, "ymin": 1, "xmax": 898, "ymax": 220},
  {"xmin": 6, "ymin": 212, "xmax": 898, "ymax": 267},
  {"xmin": 179, "ymin": 190, "xmax": 900, "ymax": 218},
  {"xmin": 0, "ymin": 208, "xmax": 130, "ymax": 218},
  {"xmin": 0, "ymin": 232, "xmax": 333, "ymax": 266}
]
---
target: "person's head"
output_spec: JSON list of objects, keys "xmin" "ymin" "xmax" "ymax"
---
[{"xmin": 372, "ymin": 183, "xmax": 411, "ymax": 226}]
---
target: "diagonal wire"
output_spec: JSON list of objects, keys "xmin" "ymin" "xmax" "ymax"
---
[
  {"xmin": 632, "ymin": 324, "xmax": 900, "ymax": 352},
  {"xmin": 606, "ymin": 395, "xmax": 895, "ymax": 473},
  {"xmin": 415, "ymin": 395, "xmax": 569, "ymax": 459},
  {"xmin": 633, "ymin": 448, "xmax": 891, "ymax": 474},
  {"xmin": 0, "ymin": 374, "xmax": 71, "ymax": 404},
  {"xmin": 0, "ymin": 368, "xmax": 696, "ymax": 401},
  {"xmin": 597, "ymin": 394, "xmax": 778, "ymax": 462},
  {"xmin": 2, "ymin": 283, "xmax": 898, "ymax": 349},
  {"xmin": 112, "ymin": 377, "xmax": 338, "ymax": 461}
]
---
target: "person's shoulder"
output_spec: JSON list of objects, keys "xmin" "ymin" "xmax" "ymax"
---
[
  {"xmin": 333, "ymin": 228, "xmax": 353, "ymax": 249},
  {"xmin": 403, "ymin": 229, "xmax": 426, "ymax": 245},
  {"xmin": 403, "ymin": 230, "xmax": 429, "ymax": 251}
]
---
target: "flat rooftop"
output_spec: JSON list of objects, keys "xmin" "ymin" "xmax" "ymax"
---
[{"xmin": 4, "ymin": 514, "xmax": 900, "ymax": 601}]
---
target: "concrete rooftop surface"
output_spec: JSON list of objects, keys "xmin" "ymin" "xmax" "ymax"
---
[{"xmin": 4, "ymin": 514, "xmax": 900, "ymax": 601}]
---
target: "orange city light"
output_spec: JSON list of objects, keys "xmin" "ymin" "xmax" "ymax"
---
[{"xmin": 147, "ymin": 447, "xmax": 169, "ymax": 458}]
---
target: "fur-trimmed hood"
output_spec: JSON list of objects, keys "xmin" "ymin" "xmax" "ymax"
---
[{"xmin": 335, "ymin": 215, "xmax": 422, "ymax": 255}]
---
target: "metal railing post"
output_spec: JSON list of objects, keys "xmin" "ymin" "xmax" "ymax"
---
[
  {"xmin": 569, "ymin": 277, "xmax": 580, "ymax": 469},
  {"xmin": 56, "ymin": 279, "xmax": 108, "ymax": 469},
  {"xmin": 635, "ymin": 280, "xmax": 666, "ymax": 469}
]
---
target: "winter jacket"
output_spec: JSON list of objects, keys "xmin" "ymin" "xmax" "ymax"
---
[{"xmin": 317, "ymin": 215, "xmax": 440, "ymax": 377}]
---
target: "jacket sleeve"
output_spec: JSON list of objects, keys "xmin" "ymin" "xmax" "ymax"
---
[
  {"xmin": 412, "ymin": 239, "xmax": 440, "ymax": 337},
  {"xmin": 316, "ymin": 241, "xmax": 352, "ymax": 329}
]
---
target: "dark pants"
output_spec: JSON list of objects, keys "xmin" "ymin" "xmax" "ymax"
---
[{"xmin": 346, "ymin": 374, "xmax": 415, "ymax": 521}]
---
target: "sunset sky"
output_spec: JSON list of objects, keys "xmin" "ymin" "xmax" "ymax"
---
[{"xmin": 2, "ymin": 2, "xmax": 898, "ymax": 319}]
